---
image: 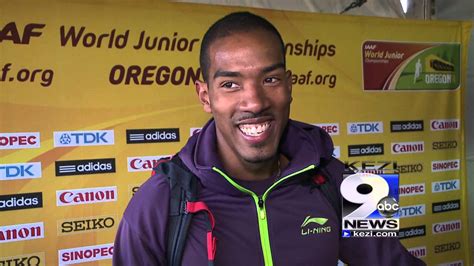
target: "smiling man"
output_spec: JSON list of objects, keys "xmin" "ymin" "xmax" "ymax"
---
[{"xmin": 113, "ymin": 12, "xmax": 425, "ymax": 266}]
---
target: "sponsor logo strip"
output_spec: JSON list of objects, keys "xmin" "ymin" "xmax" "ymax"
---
[
  {"xmin": 407, "ymin": 246, "xmax": 427, "ymax": 258},
  {"xmin": 58, "ymin": 243, "xmax": 113, "ymax": 265},
  {"xmin": 56, "ymin": 186, "xmax": 117, "ymax": 206},
  {"xmin": 54, "ymin": 130, "xmax": 114, "ymax": 147},
  {"xmin": 434, "ymin": 242, "xmax": 461, "ymax": 254},
  {"xmin": 399, "ymin": 183, "xmax": 425, "ymax": 197},
  {"xmin": 58, "ymin": 215, "xmax": 116, "ymax": 235},
  {"xmin": 127, "ymin": 155, "xmax": 171, "ymax": 172},
  {"xmin": 432, "ymin": 140, "xmax": 457, "ymax": 150},
  {"xmin": 0, "ymin": 252, "xmax": 45, "ymax": 266},
  {"xmin": 396, "ymin": 163, "xmax": 423, "ymax": 174},
  {"xmin": 348, "ymin": 144, "xmax": 384, "ymax": 157},
  {"xmin": 398, "ymin": 225, "xmax": 426, "ymax": 239},
  {"xmin": 432, "ymin": 200, "xmax": 460, "ymax": 214},
  {"xmin": 0, "ymin": 132, "xmax": 40, "ymax": 150},
  {"xmin": 0, "ymin": 222, "xmax": 44, "ymax": 243},
  {"xmin": 126, "ymin": 128, "xmax": 179, "ymax": 144},
  {"xmin": 0, "ymin": 162, "xmax": 42, "ymax": 180},
  {"xmin": 432, "ymin": 179, "xmax": 460, "ymax": 193},
  {"xmin": 314, "ymin": 123, "xmax": 340, "ymax": 135},
  {"xmin": 437, "ymin": 260, "xmax": 463, "ymax": 266},
  {"xmin": 55, "ymin": 158, "xmax": 116, "ymax": 176},
  {"xmin": 430, "ymin": 119, "xmax": 460, "ymax": 131},
  {"xmin": 432, "ymin": 220, "xmax": 461, "ymax": 234},
  {"xmin": 390, "ymin": 120, "xmax": 424, "ymax": 132},
  {"xmin": 431, "ymin": 159, "xmax": 460, "ymax": 172},
  {"xmin": 391, "ymin": 141, "xmax": 424, "ymax": 154},
  {"xmin": 347, "ymin": 122, "xmax": 383, "ymax": 135},
  {"xmin": 399, "ymin": 204, "xmax": 425, "ymax": 218},
  {"xmin": 0, "ymin": 192, "xmax": 43, "ymax": 211}
]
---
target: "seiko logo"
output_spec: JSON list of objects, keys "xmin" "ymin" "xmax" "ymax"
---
[
  {"xmin": 190, "ymin": 127, "xmax": 202, "ymax": 136},
  {"xmin": 58, "ymin": 243, "xmax": 114, "ymax": 265},
  {"xmin": 127, "ymin": 155, "xmax": 171, "ymax": 172},
  {"xmin": 391, "ymin": 141, "xmax": 424, "ymax": 154},
  {"xmin": 398, "ymin": 225, "xmax": 426, "ymax": 239},
  {"xmin": 432, "ymin": 200, "xmax": 460, "ymax": 214},
  {"xmin": 314, "ymin": 123, "xmax": 340, "ymax": 136},
  {"xmin": 54, "ymin": 130, "xmax": 114, "ymax": 147},
  {"xmin": 126, "ymin": 128, "xmax": 179, "ymax": 143},
  {"xmin": 432, "ymin": 220, "xmax": 461, "ymax": 234},
  {"xmin": 0, "ymin": 222, "xmax": 44, "ymax": 243},
  {"xmin": 390, "ymin": 120, "xmax": 424, "ymax": 132},
  {"xmin": 407, "ymin": 246, "xmax": 426, "ymax": 258},
  {"xmin": 56, "ymin": 186, "xmax": 117, "ymax": 206},
  {"xmin": 0, "ymin": 162, "xmax": 42, "ymax": 180},
  {"xmin": 399, "ymin": 204, "xmax": 425, "ymax": 218},
  {"xmin": 55, "ymin": 158, "xmax": 115, "ymax": 176},
  {"xmin": 399, "ymin": 183, "xmax": 425, "ymax": 197},
  {"xmin": 0, "ymin": 22, "xmax": 44, "ymax": 44},
  {"xmin": 396, "ymin": 163, "xmax": 423, "ymax": 174},
  {"xmin": 0, "ymin": 132, "xmax": 40, "ymax": 150},
  {"xmin": 432, "ymin": 140, "xmax": 457, "ymax": 150},
  {"xmin": 347, "ymin": 122, "xmax": 383, "ymax": 135},
  {"xmin": 435, "ymin": 242, "xmax": 461, "ymax": 254},
  {"xmin": 430, "ymin": 119, "xmax": 460, "ymax": 131},
  {"xmin": 431, "ymin": 159, "xmax": 460, "ymax": 172},
  {"xmin": 0, "ymin": 252, "xmax": 44, "ymax": 266},
  {"xmin": 59, "ymin": 216, "xmax": 115, "ymax": 235},
  {"xmin": 437, "ymin": 260, "xmax": 463, "ymax": 266},
  {"xmin": 432, "ymin": 179, "xmax": 460, "ymax": 193},
  {"xmin": 0, "ymin": 192, "xmax": 43, "ymax": 211},
  {"xmin": 348, "ymin": 144, "xmax": 384, "ymax": 157}
]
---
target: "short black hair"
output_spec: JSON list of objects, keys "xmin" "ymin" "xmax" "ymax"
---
[{"xmin": 199, "ymin": 11, "xmax": 286, "ymax": 82}]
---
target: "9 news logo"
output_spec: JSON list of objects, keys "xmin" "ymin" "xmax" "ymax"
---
[{"xmin": 341, "ymin": 172, "xmax": 400, "ymax": 238}]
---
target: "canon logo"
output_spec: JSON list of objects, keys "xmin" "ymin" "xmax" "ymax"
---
[
  {"xmin": 56, "ymin": 186, "xmax": 117, "ymax": 206},
  {"xmin": 432, "ymin": 220, "xmax": 461, "ymax": 234},
  {"xmin": 60, "ymin": 216, "xmax": 115, "ymax": 234},
  {"xmin": 433, "ymin": 140, "xmax": 458, "ymax": 150},
  {"xmin": 126, "ymin": 128, "xmax": 179, "ymax": 144},
  {"xmin": 391, "ymin": 141, "xmax": 424, "ymax": 154},
  {"xmin": 127, "ymin": 155, "xmax": 171, "ymax": 172},
  {"xmin": 347, "ymin": 122, "xmax": 383, "ymax": 135},
  {"xmin": 391, "ymin": 120, "xmax": 424, "ymax": 132},
  {"xmin": 399, "ymin": 183, "xmax": 425, "ymax": 197},
  {"xmin": 0, "ymin": 192, "xmax": 43, "ymax": 211},
  {"xmin": 0, "ymin": 222, "xmax": 44, "ymax": 243},
  {"xmin": 431, "ymin": 159, "xmax": 460, "ymax": 172},
  {"xmin": 59, "ymin": 243, "xmax": 114, "ymax": 264},
  {"xmin": 432, "ymin": 200, "xmax": 460, "ymax": 214},
  {"xmin": 407, "ymin": 246, "xmax": 426, "ymax": 258},
  {"xmin": 0, "ymin": 132, "xmax": 40, "ymax": 150},
  {"xmin": 348, "ymin": 144, "xmax": 384, "ymax": 157},
  {"xmin": 55, "ymin": 158, "xmax": 115, "ymax": 176},
  {"xmin": 314, "ymin": 123, "xmax": 340, "ymax": 136},
  {"xmin": 431, "ymin": 119, "xmax": 460, "ymax": 131}
]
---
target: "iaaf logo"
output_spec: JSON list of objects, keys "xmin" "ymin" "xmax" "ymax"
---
[
  {"xmin": 0, "ymin": 222, "xmax": 44, "ymax": 243},
  {"xmin": 56, "ymin": 186, "xmax": 117, "ymax": 206},
  {"xmin": 0, "ymin": 22, "xmax": 45, "ymax": 44},
  {"xmin": 391, "ymin": 141, "xmax": 424, "ymax": 154},
  {"xmin": 332, "ymin": 146, "xmax": 340, "ymax": 158},
  {"xmin": 407, "ymin": 246, "xmax": 426, "ymax": 258},
  {"xmin": 399, "ymin": 183, "xmax": 425, "ymax": 197},
  {"xmin": 314, "ymin": 123, "xmax": 340, "ymax": 136},
  {"xmin": 432, "ymin": 179, "xmax": 460, "ymax": 193},
  {"xmin": 348, "ymin": 144, "xmax": 384, "ymax": 157},
  {"xmin": 430, "ymin": 119, "xmax": 460, "ymax": 131},
  {"xmin": 190, "ymin": 127, "xmax": 202, "ymax": 136},
  {"xmin": 390, "ymin": 120, "xmax": 424, "ymax": 132},
  {"xmin": 0, "ymin": 192, "xmax": 43, "ymax": 211},
  {"xmin": 55, "ymin": 158, "xmax": 115, "ymax": 176},
  {"xmin": 58, "ymin": 243, "xmax": 113, "ymax": 265},
  {"xmin": 0, "ymin": 132, "xmax": 40, "ymax": 150},
  {"xmin": 399, "ymin": 204, "xmax": 425, "ymax": 218},
  {"xmin": 347, "ymin": 122, "xmax": 383, "ymax": 135},
  {"xmin": 127, "ymin": 155, "xmax": 171, "ymax": 172},
  {"xmin": 432, "ymin": 220, "xmax": 461, "ymax": 234},
  {"xmin": 0, "ymin": 162, "xmax": 42, "ymax": 180},
  {"xmin": 0, "ymin": 252, "xmax": 45, "ymax": 266},
  {"xmin": 126, "ymin": 128, "xmax": 179, "ymax": 144},
  {"xmin": 398, "ymin": 225, "xmax": 426, "ymax": 239},
  {"xmin": 54, "ymin": 130, "xmax": 114, "ymax": 147},
  {"xmin": 432, "ymin": 200, "xmax": 460, "ymax": 214},
  {"xmin": 432, "ymin": 159, "xmax": 460, "ymax": 172}
]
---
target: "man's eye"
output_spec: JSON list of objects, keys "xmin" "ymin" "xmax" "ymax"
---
[
  {"xmin": 264, "ymin": 77, "xmax": 279, "ymax": 84},
  {"xmin": 221, "ymin": 82, "xmax": 239, "ymax": 89}
]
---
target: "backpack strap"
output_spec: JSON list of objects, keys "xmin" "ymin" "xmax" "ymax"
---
[{"xmin": 312, "ymin": 157, "xmax": 343, "ymax": 223}]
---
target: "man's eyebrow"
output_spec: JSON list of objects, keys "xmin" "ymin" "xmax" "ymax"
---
[
  {"xmin": 213, "ymin": 62, "xmax": 285, "ymax": 80},
  {"xmin": 262, "ymin": 63, "xmax": 285, "ymax": 73}
]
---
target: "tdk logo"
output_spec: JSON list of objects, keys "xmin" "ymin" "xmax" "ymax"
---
[
  {"xmin": 399, "ymin": 183, "xmax": 425, "ymax": 197},
  {"xmin": 391, "ymin": 120, "xmax": 423, "ymax": 132},
  {"xmin": 391, "ymin": 141, "xmax": 424, "ymax": 154},
  {"xmin": 432, "ymin": 220, "xmax": 461, "ymax": 234},
  {"xmin": 407, "ymin": 246, "xmax": 426, "ymax": 258},
  {"xmin": 55, "ymin": 158, "xmax": 115, "ymax": 176},
  {"xmin": 432, "ymin": 179, "xmax": 460, "ymax": 193},
  {"xmin": 0, "ymin": 192, "xmax": 43, "ymax": 211},
  {"xmin": 0, "ymin": 132, "xmax": 40, "ymax": 150},
  {"xmin": 127, "ymin": 155, "xmax": 172, "ymax": 172},
  {"xmin": 0, "ymin": 162, "xmax": 42, "ymax": 180},
  {"xmin": 432, "ymin": 200, "xmax": 460, "ymax": 214},
  {"xmin": 430, "ymin": 119, "xmax": 460, "ymax": 131},
  {"xmin": 432, "ymin": 159, "xmax": 460, "ymax": 172},
  {"xmin": 0, "ymin": 22, "xmax": 45, "ymax": 44},
  {"xmin": 348, "ymin": 144, "xmax": 384, "ymax": 157},
  {"xmin": 126, "ymin": 128, "xmax": 179, "ymax": 144},
  {"xmin": 398, "ymin": 225, "xmax": 426, "ymax": 239},
  {"xmin": 54, "ymin": 130, "xmax": 114, "ymax": 147},
  {"xmin": 399, "ymin": 204, "xmax": 425, "ymax": 218},
  {"xmin": 347, "ymin": 122, "xmax": 383, "ymax": 135},
  {"xmin": 314, "ymin": 123, "xmax": 340, "ymax": 136}
]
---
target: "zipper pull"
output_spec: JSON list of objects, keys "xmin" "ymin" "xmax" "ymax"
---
[{"xmin": 258, "ymin": 196, "xmax": 265, "ymax": 220}]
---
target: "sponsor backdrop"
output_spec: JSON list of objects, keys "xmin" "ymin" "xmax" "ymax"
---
[{"xmin": 0, "ymin": 0, "xmax": 471, "ymax": 265}]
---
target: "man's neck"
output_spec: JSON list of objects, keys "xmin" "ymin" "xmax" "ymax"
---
[{"xmin": 218, "ymin": 152, "xmax": 287, "ymax": 182}]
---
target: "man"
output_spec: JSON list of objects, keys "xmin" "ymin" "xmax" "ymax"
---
[{"xmin": 114, "ymin": 12, "xmax": 425, "ymax": 265}]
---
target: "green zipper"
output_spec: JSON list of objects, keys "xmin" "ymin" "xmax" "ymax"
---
[{"xmin": 213, "ymin": 164, "xmax": 316, "ymax": 266}]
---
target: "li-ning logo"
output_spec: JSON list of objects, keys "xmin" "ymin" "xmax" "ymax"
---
[{"xmin": 300, "ymin": 216, "xmax": 331, "ymax": 236}]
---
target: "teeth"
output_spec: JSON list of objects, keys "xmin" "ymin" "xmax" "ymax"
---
[{"xmin": 239, "ymin": 122, "xmax": 270, "ymax": 136}]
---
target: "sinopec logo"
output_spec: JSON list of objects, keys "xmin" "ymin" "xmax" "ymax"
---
[
  {"xmin": 399, "ymin": 183, "xmax": 425, "ymax": 197},
  {"xmin": 347, "ymin": 122, "xmax": 383, "ymax": 135},
  {"xmin": 59, "ymin": 215, "xmax": 116, "ymax": 235},
  {"xmin": 53, "ymin": 130, "xmax": 114, "ymax": 147},
  {"xmin": 0, "ymin": 162, "xmax": 42, "ymax": 180},
  {"xmin": 0, "ymin": 22, "xmax": 45, "ymax": 44},
  {"xmin": 390, "ymin": 120, "xmax": 424, "ymax": 132},
  {"xmin": 407, "ymin": 246, "xmax": 426, "ymax": 258},
  {"xmin": 432, "ymin": 179, "xmax": 460, "ymax": 193},
  {"xmin": 0, "ymin": 132, "xmax": 40, "ymax": 150},
  {"xmin": 432, "ymin": 200, "xmax": 460, "ymax": 214},
  {"xmin": 0, "ymin": 222, "xmax": 44, "ymax": 243},
  {"xmin": 399, "ymin": 204, "xmax": 425, "ymax": 218},
  {"xmin": 431, "ymin": 159, "xmax": 460, "ymax": 172},
  {"xmin": 56, "ymin": 186, "xmax": 117, "ymax": 206},
  {"xmin": 0, "ymin": 252, "xmax": 45, "ymax": 266},
  {"xmin": 0, "ymin": 192, "xmax": 43, "ymax": 211},
  {"xmin": 126, "ymin": 128, "xmax": 179, "ymax": 144},
  {"xmin": 58, "ymin": 243, "xmax": 113, "ymax": 265},
  {"xmin": 314, "ymin": 123, "xmax": 340, "ymax": 136},
  {"xmin": 430, "ymin": 119, "xmax": 460, "ymax": 131},
  {"xmin": 348, "ymin": 144, "xmax": 384, "ymax": 157},
  {"xmin": 127, "ymin": 155, "xmax": 171, "ymax": 172},
  {"xmin": 55, "ymin": 158, "xmax": 115, "ymax": 176},
  {"xmin": 434, "ymin": 242, "xmax": 461, "ymax": 254},
  {"xmin": 433, "ymin": 140, "xmax": 458, "ymax": 150},
  {"xmin": 432, "ymin": 220, "xmax": 461, "ymax": 234},
  {"xmin": 398, "ymin": 225, "xmax": 426, "ymax": 239},
  {"xmin": 391, "ymin": 141, "xmax": 424, "ymax": 154}
]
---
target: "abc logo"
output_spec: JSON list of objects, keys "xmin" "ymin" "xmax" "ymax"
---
[{"xmin": 376, "ymin": 197, "xmax": 399, "ymax": 217}]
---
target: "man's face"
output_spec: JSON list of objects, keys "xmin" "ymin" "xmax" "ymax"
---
[{"xmin": 196, "ymin": 30, "xmax": 292, "ymax": 165}]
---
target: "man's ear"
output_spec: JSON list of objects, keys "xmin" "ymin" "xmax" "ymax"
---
[{"xmin": 195, "ymin": 80, "xmax": 212, "ymax": 113}]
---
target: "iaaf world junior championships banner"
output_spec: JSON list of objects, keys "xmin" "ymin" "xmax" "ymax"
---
[{"xmin": 0, "ymin": 0, "xmax": 471, "ymax": 265}]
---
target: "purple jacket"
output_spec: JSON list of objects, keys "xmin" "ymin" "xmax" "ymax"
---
[{"xmin": 113, "ymin": 119, "xmax": 425, "ymax": 265}]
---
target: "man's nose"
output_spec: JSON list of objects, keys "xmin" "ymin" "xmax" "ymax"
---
[{"xmin": 240, "ymin": 83, "xmax": 270, "ymax": 113}]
